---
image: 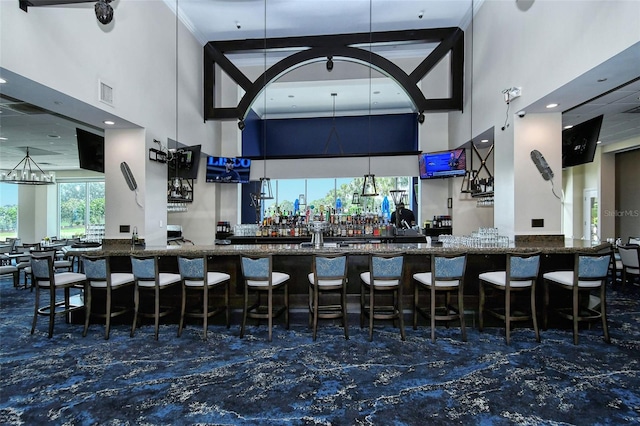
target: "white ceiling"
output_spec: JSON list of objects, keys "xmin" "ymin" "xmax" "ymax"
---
[{"xmin": 0, "ymin": 0, "xmax": 639, "ymax": 173}]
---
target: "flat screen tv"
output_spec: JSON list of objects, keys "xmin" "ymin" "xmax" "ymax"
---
[
  {"xmin": 168, "ymin": 144, "xmax": 201, "ymax": 179},
  {"xmin": 418, "ymin": 148, "xmax": 467, "ymax": 179},
  {"xmin": 76, "ymin": 128, "xmax": 104, "ymax": 173},
  {"xmin": 205, "ymin": 156, "xmax": 251, "ymax": 183},
  {"xmin": 562, "ymin": 115, "xmax": 603, "ymax": 168}
]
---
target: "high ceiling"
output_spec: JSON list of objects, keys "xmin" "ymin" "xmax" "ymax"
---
[{"xmin": 0, "ymin": 0, "xmax": 639, "ymax": 172}]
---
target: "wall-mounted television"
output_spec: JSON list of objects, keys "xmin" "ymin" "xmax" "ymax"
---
[
  {"xmin": 562, "ymin": 115, "xmax": 603, "ymax": 168},
  {"xmin": 76, "ymin": 128, "xmax": 104, "ymax": 173},
  {"xmin": 205, "ymin": 156, "xmax": 251, "ymax": 183},
  {"xmin": 168, "ymin": 144, "xmax": 201, "ymax": 179},
  {"xmin": 418, "ymin": 148, "xmax": 467, "ymax": 179}
]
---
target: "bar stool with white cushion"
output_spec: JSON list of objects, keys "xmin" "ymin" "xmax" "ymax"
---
[
  {"xmin": 82, "ymin": 255, "xmax": 135, "ymax": 339},
  {"xmin": 308, "ymin": 254, "xmax": 349, "ymax": 341},
  {"xmin": 413, "ymin": 253, "xmax": 466, "ymax": 343},
  {"xmin": 30, "ymin": 249, "xmax": 86, "ymax": 338},
  {"xmin": 543, "ymin": 252, "xmax": 612, "ymax": 345},
  {"xmin": 360, "ymin": 253, "xmax": 405, "ymax": 342},
  {"xmin": 478, "ymin": 252, "xmax": 541, "ymax": 344},
  {"xmin": 240, "ymin": 254, "xmax": 289, "ymax": 342},
  {"xmin": 177, "ymin": 255, "xmax": 230, "ymax": 339},
  {"xmin": 130, "ymin": 255, "xmax": 182, "ymax": 340}
]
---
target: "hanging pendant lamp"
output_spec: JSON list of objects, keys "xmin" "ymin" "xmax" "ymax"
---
[
  {"xmin": 258, "ymin": 0, "xmax": 273, "ymax": 200},
  {"xmin": 360, "ymin": 0, "xmax": 378, "ymax": 197}
]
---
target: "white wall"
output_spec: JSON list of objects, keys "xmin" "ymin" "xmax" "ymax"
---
[
  {"xmin": 450, "ymin": 0, "xmax": 640, "ymax": 237},
  {"xmin": 0, "ymin": 0, "xmax": 218, "ymax": 245}
]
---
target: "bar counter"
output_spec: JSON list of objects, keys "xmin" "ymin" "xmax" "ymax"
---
[{"xmin": 66, "ymin": 239, "xmax": 611, "ymax": 321}]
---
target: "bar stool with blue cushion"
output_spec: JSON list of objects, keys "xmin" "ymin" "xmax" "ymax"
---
[
  {"xmin": 82, "ymin": 255, "xmax": 135, "ymax": 339},
  {"xmin": 543, "ymin": 251, "xmax": 612, "ymax": 345},
  {"xmin": 360, "ymin": 253, "xmax": 405, "ymax": 341},
  {"xmin": 478, "ymin": 252, "xmax": 541, "ymax": 344},
  {"xmin": 616, "ymin": 245, "xmax": 639, "ymax": 287},
  {"xmin": 240, "ymin": 254, "xmax": 289, "ymax": 342},
  {"xmin": 177, "ymin": 255, "xmax": 231, "ymax": 339},
  {"xmin": 30, "ymin": 249, "xmax": 86, "ymax": 338},
  {"xmin": 130, "ymin": 255, "xmax": 182, "ymax": 340},
  {"xmin": 413, "ymin": 253, "xmax": 467, "ymax": 343},
  {"xmin": 308, "ymin": 254, "xmax": 349, "ymax": 341}
]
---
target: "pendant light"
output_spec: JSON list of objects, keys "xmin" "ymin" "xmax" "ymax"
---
[
  {"xmin": 258, "ymin": 0, "xmax": 273, "ymax": 200},
  {"xmin": 0, "ymin": 148, "xmax": 56, "ymax": 185},
  {"xmin": 360, "ymin": 0, "xmax": 378, "ymax": 197}
]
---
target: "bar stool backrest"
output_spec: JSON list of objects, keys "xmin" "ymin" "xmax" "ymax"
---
[
  {"xmin": 508, "ymin": 253, "xmax": 540, "ymax": 280},
  {"xmin": 30, "ymin": 250, "xmax": 57, "ymax": 280},
  {"xmin": 131, "ymin": 256, "xmax": 158, "ymax": 282},
  {"xmin": 83, "ymin": 256, "xmax": 109, "ymax": 281},
  {"xmin": 241, "ymin": 255, "xmax": 272, "ymax": 283},
  {"xmin": 177, "ymin": 256, "xmax": 207, "ymax": 280},
  {"xmin": 576, "ymin": 253, "xmax": 611, "ymax": 282},
  {"xmin": 371, "ymin": 255, "xmax": 403, "ymax": 282},
  {"xmin": 432, "ymin": 254, "xmax": 466, "ymax": 282},
  {"xmin": 315, "ymin": 255, "xmax": 347, "ymax": 280}
]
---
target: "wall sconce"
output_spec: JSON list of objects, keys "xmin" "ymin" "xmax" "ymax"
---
[
  {"xmin": 94, "ymin": 0, "xmax": 114, "ymax": 25},
  {"xmin": 326, "ymin": 56, "xmax": 334, "ymax": 71}
]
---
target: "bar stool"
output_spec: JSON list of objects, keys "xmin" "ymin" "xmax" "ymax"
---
[
  {"xmin": 240, "ymin": 254, "xmax": 289, "ymax": 342},
  {"xmin": 82, "ymin": 255, "xmax": 135, "ymax": 339},
  {"xmin": 543, "ymin": 251, "xmax": 612, "ymax": 345},
  {"xmin": 30, "ymin": 249, "xmax": 86, "ymax": 338},
  {"xmin": 413, "ymin": 253, "xmax": 466, "ymax": 343},
  {"xmin": 308, "ymin": 254, "xmax": 349, "ymax": 340},
  {"xmin": 177, "ymin": 255, "xmax": 230, "ymax": 339},
  {"xmin": 360, "ymin": 253, "xmax": 405, "ymax": 341},
  {"xmin": 478, "ymin": 252, "xmax": 541, "ymax": 344},
  {"xmin": 130, "ymin": 255, "xmax": 182, "ymax": 340}
]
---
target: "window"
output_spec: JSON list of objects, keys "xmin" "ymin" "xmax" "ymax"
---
[
  {"xmin": 257, "ymin": 176, "xmax": 413, "ymax": 222},
  {"xmin": 58, "ymin": 181, "xmax": 105, "ymax": 239},
  {"xmin": 0, "ymin": 184, "xmax": 18, "ymax": 239}
]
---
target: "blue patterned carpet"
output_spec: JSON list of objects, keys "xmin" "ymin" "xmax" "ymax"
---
[{"xmin": 1, "ymin": 277, "xmax": 639, "ymax": 425}]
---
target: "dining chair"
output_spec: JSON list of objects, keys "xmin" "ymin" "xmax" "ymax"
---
[
  {"xmin": 0, "ymin": 249, "xmax": 19, "ymax": 288},
  {"xmin": 30, "ymin": 249, "xmax": 87, "ymax": 338},
  {"xmin": 360, "ymin": 253, "xmax": 405, "ymax": 342},
  {"xmin": 177, "ymin": 255, "xmax": 230, "ymax": 339},
  {"xmin": 413, "ymin": 253, "xmax": 466, "ymax": 343},
  {"xmin": 240, "ymin": 254, "xmax": 289, "ymax": 342},
  {"xmin": 15, "ymin": 243, "xmax": 41, "ymax": 288},
  {"xmin": 616, "ymin": 245, "xmax": 639, "ymax": 287},
  {"xmin": 130, "ymin": 255, "xmax": 182, "ymax": 340},
  {"xmin": 478, "ymin": 252, "xmax": 541, "ymax": 344},
  {"xmin": 82, "ymin": 255, "xmax": 135, "ymax": 339},
  {"xmin": 543, "ymin": 251, "xmax": 612, "ymax": 345},
  {"xmin": 627, "ymin": 237, "xmax": 640, "ymax": 246},
  {"xmin": 308, "ymin": 254, "xmax": 349, "ymax": 340}
]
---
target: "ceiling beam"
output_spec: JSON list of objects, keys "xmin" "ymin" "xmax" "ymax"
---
[
  {"xmin": 19, "ymin": 0, "xmax": 93, "ymax": 13},
  {"xmin": 204, "ymin": 28, "xmax": 464, "ymax": 121}
]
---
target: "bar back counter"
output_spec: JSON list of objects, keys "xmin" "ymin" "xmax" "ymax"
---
[{"xmin": 67, "ymin": 238, "xmax": 611, "ymax": 327}]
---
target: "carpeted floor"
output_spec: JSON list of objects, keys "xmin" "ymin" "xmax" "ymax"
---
[{"xmin": 1, "ymin": 277, "xmax": 639, "ymax": 425}]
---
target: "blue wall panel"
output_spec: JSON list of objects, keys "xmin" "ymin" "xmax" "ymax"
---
[{"xmin": 243, "ymin": 113, "xmax": 417, "ymax": 158}]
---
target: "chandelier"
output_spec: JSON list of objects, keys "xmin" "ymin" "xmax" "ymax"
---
[{"xmin": 0, "ymin": 148, "xmax": 56, "ymax": 185}]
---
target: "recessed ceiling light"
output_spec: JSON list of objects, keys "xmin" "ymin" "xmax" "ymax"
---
[
  {"xmin": 373, "ymin": 91, "xmax": 380, "ymax": 95},
  {"xmin": 288, "ymin": 95, "xmax": 295, "ymax": 98},
  {"xmin": 0, "ymin": 78, "xmax": 6, "ymax": 84},
  {"xmin": 47, "ymin": 134, "xmax": 61, "ymax": 139},
  {"xmin": 597, "ymin": 78, "xmax": 608, "ymax": 82},
  {"xmin": 0, "ymin": 137, "xmax": 7, "ymax": 141},
  {"xmin": 481, "ymin": 139, "xmax": 489, "ymax": 143},
  {"xmin": 546, "ymin": 103, "xmax": 559, "ymax": 109},
  {"xmin": 103, "ymin": 120, "xmax": 115, "ymax": 125},
  {"xmin": 597, "ymin": 140, "xmax": 602, "ymax": 144},
  {"xmin": 563, "ymin": 125, "xmax": 573, "ymax": 129}
]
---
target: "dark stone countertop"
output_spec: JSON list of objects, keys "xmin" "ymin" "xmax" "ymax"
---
[{"xmin": 64, "ymin": 239, "xmax": 611, "ymax": 258}]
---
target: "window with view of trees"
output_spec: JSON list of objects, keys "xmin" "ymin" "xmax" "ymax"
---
[
  {"xmin": 58, "ymin": 181, "xmax": 105, "ymax": 239},
  {"xmin": 0, "ymin": 184, "xmax": 18, "ymax": 239}
]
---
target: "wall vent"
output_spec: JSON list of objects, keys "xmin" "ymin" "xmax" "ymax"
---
[{"xmin": 99, "ymin": 80, "xmax": 114, "ymax": 106}]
